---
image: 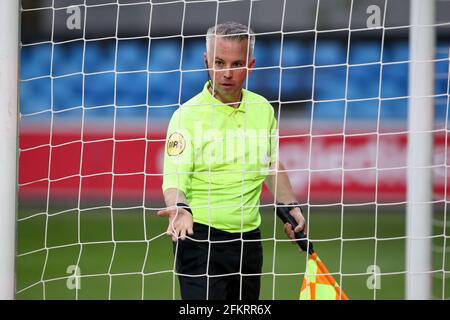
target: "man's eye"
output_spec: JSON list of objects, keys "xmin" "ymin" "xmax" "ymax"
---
[
  {"xmin": 234, "ymin": 63, "xmax": 243, "ymax": 68},
  {"xmin": 215, "ymin": 61, "xmax": 223, "ymax": 66}
]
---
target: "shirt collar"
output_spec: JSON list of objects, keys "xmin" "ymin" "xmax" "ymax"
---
[{"xmin": 202, "ymin": 81, "xmax": 247, "ymax": 115}]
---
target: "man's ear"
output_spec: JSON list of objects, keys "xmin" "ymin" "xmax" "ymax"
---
[
  {"xmin": 247, "ymin": 57, "xmax": 256, "ymax": 75},
  {"xmin": 203, "ymin": 52, "xmax": 208, "ymax": 68}
]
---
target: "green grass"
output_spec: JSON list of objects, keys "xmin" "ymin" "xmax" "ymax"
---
[{"xmin": 16, "ymin": 206, "xmax": 450, "ymax": 300}]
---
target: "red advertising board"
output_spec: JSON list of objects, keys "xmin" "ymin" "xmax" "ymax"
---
[{"xmin": 19, "ymin": 125, "xmax": 449, "ymax": 208}]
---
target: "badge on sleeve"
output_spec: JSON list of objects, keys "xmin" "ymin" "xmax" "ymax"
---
[{"xmin": 167, "ymin": 132, "xmax": 186, "ymax": 156}]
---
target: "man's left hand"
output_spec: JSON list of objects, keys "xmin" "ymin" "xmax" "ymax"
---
[{"xmin": 283, "ymin": 206, "xmax": 307, "ymax": 244}]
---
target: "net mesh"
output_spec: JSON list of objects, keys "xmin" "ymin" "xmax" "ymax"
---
[{"xmin": 17, "ymin": 0, "xmax": 450, "ymax": 299}]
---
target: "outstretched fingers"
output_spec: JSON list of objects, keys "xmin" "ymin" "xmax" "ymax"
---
[
  {"xmin": 159, "ymin": 207, "xmax": 194, "ymax": 242},
  {"xmin": 157, "ymin": 207, "xmax": 176, "ymax": 218}
]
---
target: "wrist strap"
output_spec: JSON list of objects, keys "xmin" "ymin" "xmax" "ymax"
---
[
  {"xmin": 278, "ymin": 202, "xmax": 302, "ymax": 213},
  {"xmin": 176, "ymin": 202, "xmax": 193, "ymax": 215}
]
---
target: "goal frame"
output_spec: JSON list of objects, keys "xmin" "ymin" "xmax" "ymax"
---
[
  {"xmin": 0, "ymin": 0, "xmax": 20, "ymax": 300},
  {"xmin": 9, "ymin": 0, "xmax": 442, "ymax": 300},
  {"xmin": 406, "ymin": 0, "xmax": 435, "ymax": 300}
]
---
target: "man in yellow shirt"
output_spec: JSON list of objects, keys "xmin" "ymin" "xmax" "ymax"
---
[{"xmin": 158, "ymin": 21, "xmax": 305, "ymax": 300}]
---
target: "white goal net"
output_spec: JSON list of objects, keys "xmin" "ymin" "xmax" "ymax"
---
[{"xmin": 14, "ymin": 0, "xmax": 450, "ymax": 300}]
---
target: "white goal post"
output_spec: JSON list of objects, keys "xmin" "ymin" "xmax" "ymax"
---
[
  {"xmin": 0, "ymin": 0, "xmax": 19, "ymax": 300},
  {"xmin": 406, "ymin": 0, "xmax": 435, "ymax": 301}
]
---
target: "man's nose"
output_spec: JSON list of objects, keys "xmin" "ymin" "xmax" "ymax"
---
[{"xmin": 223, "ymin": 66, "xmax": 233, "ymax": 79}]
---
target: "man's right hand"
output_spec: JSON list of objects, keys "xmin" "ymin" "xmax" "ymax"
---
[{"xmin": 157, "ymin": 205, "xmax": 194, "ymax": 242}]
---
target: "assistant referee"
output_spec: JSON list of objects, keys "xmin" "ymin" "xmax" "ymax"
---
[{"xmin": 158, "ymin": 21, "xmax": 306, "ymax": 300}]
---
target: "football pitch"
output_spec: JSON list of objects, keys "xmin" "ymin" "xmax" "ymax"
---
[{"xmin": 16, "ymin": 207, "xmax": 450, "ymax": 300}]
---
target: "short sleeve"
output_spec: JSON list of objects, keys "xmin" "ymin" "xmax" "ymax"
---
[
  {"xmin": 161, "ymin": 110, "xmax": 194, "ymax": 195},
  {"xmin": 268, "ymin": 111, "xmax": 279, "ymax": 169}
]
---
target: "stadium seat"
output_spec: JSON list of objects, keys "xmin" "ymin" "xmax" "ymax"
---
[
  {"xmin": 383, "ymin": 41, "xmax": 408, "ymax": 63},
  {"xmin": 117, "ymin": 40, "xmax": 148, "ymax": 72},
  {"xmin": 347, "ymin": 99, "xmax": 380, "ymax": 120},
  {"xmin": 116, "ymin": 72, "xmax": 148, "ymax": 106},
  {"xmin": 21, "ymin": 39, "xmax": 428, "ymax": 121},
  {"xmin": 53, "ymin": 42, "xmax": 83, "ymax": 77},
  {"xmin": 314, "ymin": 66, "xmax": 346, "ymax": 101},
  {"xmin": 84, "ymin": 73, "xmax": 115, "ymax": 108},
  {"xmin": 282, "ymin": 39, "xmax": 313, "ymax": 67},
  {"xmin": 20, "ymin": 77, "xmax": 51, "ymax": 114},
  {"xmin": 315, "ymin": 40, "xmax": 346, "ymax": 66},
  {"xmin": 349, "ymin": 41, "xmax": 381, "ymax": 64},
  {"xmin": 149, "ymin": 39, "xmax": 182, "ymax": 71},
  {"xmin": 53, "ymin": 74, "xmax": 83, "ymax": 111},
  {"xmin": 253, "ymin": 39, "xmax": 280, "ymax": 68},
  {"xmin": 84, "ymin": 40, "xmax": 115, "ymax": 73},
  {"xmin": 181, "ymin": 40, "xmax": 205, "ymax": 70},
  {"xmin": 20, "ymin": 44, "xmax": 52, "ymax": 80},
  {"xmin": 347, "ymin": 65, "xmax": 380, "ymax": 100},
  {"xmin": 313, "ymin": 100, "xmax": 346, "ymax": 119}
]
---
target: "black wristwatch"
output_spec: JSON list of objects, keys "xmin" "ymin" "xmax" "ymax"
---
[
  {"xmin": 176, "ymin": 202, "xmax": 193, "ymax": 215},
  {"xmin": 278, "ymin": 202, "xmax": 302, "ymax": 213}
]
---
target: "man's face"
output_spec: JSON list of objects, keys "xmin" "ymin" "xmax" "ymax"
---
[{"xmin": 204, "ymin": 36, "xmax": 256, "ymax": 104}]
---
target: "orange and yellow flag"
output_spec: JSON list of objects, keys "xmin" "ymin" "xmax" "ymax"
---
[{"xmin": 300, "ymin": 253, "xmax": 349, "ymax": 300}]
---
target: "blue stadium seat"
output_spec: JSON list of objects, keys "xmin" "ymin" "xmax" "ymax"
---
[
  {"xmin": 149, "ymin": 39, "xmax": 181, "ymax": 71},
  {"xmin": 20, "ymin": 78, "xmax": 51, "ymax": 114},
  {"xmin": 349, "ymin": 41, "xmax": 381, "ymax": 64},
  {"xmin": 20, "ymin": 39, "xmax": 417, "ymax": 121},
  {"xmin": 84, "ymin": 72, "xmax": 115, "ymax": 108},
  {"xmin": 280, "ymin": 67, "xmax": 310, "ymax": 102},
  {"xmin": 383, "ymin": 41, "xmax": 408, "ymax": 63},
  {"xmin": 53, "ymin": 74, "xmax": 82, "ymax": 111},
  {"xmin": 116, "ymin": 105, "xmax": 147, "ymax": 121},
  {"xmin": 282, "ymin": 39, "xmax": 313, "ymax": 67},
  {"xmin": 315, "ymin": 40, "xmax": 346, "ymax": 66},
  {"xmin": 381, "ymin": 63, "xmax": 408, "ymax": 98},
  {"xmin": 436, "ymin": 41, "xmax": 450, "ymax": 59},
  {"xmin": 148, "ymin": 72, "xmax": 180, "ymax": 106},
  {"xmin": 248, "ymin": 68, "xmax": 280, "ymax": 101},
  {"xmin": 434, "ymin": 98, "xmax": 448, "ymax": 122},
  {"xmin": 314, "ymin": 66, "xmax": 346, "ymax": 101},
  {"xmin": 380, "ymin": 98, "xmax": 407, "ymax": 120},
  {"xmin": 435, "ymin": 60, "xmax": 449, "ymax": 95},
  {"xmin": 347, "ymin": 65, "xmax": 380, "ymax": 99},
  {"xmin": 84, "ymin": 40, "xmax": 115, "ymax": 73},
  {"xmin": 117, "ymin": 40, "xmax": 148, "ymax": 72},
  {"xmin": 181, "ymin": 71, "xmax": 207, "ymax": 103},
  {"xmin": 253, "ymin": 39, "xmax": 280, "ymax": 68},
  {"xmin": 84, "ymin": 105, "xmax": 115, "ymax": 120},
  {"xmin": 53, "ymin": 41, "xmax": 83, "ymax": 77},
  {"xmin": 347, "ymin": 99, "xmax": 380, "ymax": 119},
  {"xmin": 182, "ymin": 40, "xmax": 205, "ymax": 70},
  {"xmin": 313, "ymin": 101, "xmax": 346, "ymax": 119},
  {"xmin": 20, "ymin": 44, "xmax": 52, "ymax": 80},
  {"xmin": 116, "ymin": 72, "xmax": 148, "ymax": 106}
]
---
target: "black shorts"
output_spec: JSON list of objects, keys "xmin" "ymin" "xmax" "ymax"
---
[{"xmin": 173, "ymin": 222, "xmax": 263, "ymax": 300}]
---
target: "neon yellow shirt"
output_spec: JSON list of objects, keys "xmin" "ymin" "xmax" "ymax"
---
[{"xmin": 162, "ymin": 82, "xmax": 278, "ymax": 233}]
